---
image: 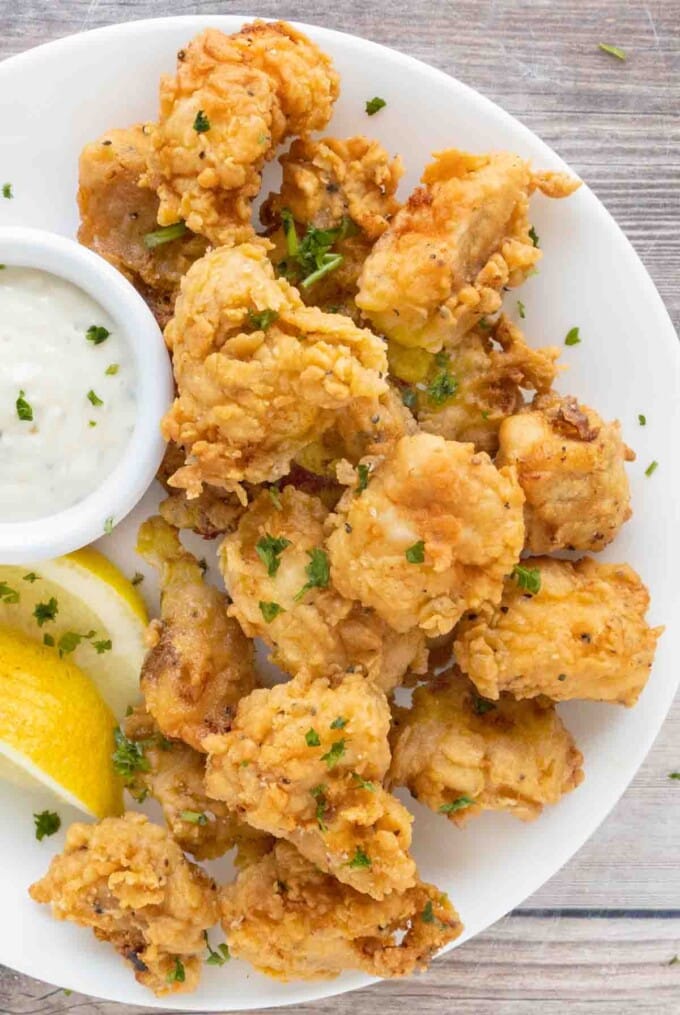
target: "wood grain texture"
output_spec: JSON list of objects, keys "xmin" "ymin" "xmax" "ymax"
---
[{"xmin": 1, "ymin": 1, "xmax": 679, "ymax": 1011}]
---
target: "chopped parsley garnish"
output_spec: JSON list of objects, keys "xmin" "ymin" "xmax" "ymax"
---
[
  {"xmin": 439, "ymin": 795, "xmax": 474, "ymax": 814},
  {"xmin": 564, "ymin": 326, "xmax": 581, "ymax": 346},
  {"xmin": 638, "ymin": 414, "xmax": 647, "ymax": 426},
  {"xmin": 34, "ymin": 597, "xmax": 58, "ymax": 626},
  {"xmin": 330, "ymin": 716, "xmax": 348, "ymax": 730},
  {"xmin": 305, "ymin": 728, "xmax": 321, "ymax": 747},
  {"xmin": 472, "ymin": 695, "xmax": 496, "ymax": 716},
  {"xmin": 517, "ymin": 300, "xmax": 526, "ymax": 319},
  {"xmin": 365, "ymin": 96, "xmax": 386, "ymax": 116},
  {"xmin": 247, "ymin": 308, "xmax": 279, "ymax": 331},
  {"xmin": 280, "ymin": 210, "xmax": 356, "ymax": 289},
  {"xmin": 405, "ymin": 540, "xmax": 425, "ymax": 564},
  {"xmin": 421, "ymin": 900, "xmax": 435, "ymax": 923},
  {"xmin": 166, "ymin": 958, "xmax": 186, "ymax": 984},
  {"xmin": 645, "ymin": 460, "xmax": 659, "ymax": 477},
  {"xmin": 255, "ymin": 534, "xmax": 291, "ymax": 576},
  {"xmin": 131, "ymin": 572, "xmax": 144, "ymax": 586},
  {"xmin": 321, "ymin": 739, "xmax": 346, "ymax": 769},
  {"xmin": 93, "ymin": 638, "xmax": 112, "ymax": 654},
  {"xmin": 43, "ymin": 634, "xmax": 55, "ymax": 647},
  {"xmin": 193, "ymin": 109, "xmax": 211, "ymax": 133},
  {"xmin": 669, "ymin": 955, "xmax": 679, "ymax": 966},
  {"xmin": 57, "ymin": 630, "xmax": 94, "ymax": 657},
  {"xmin": 356, "ymin": 463, "xmax": 371, "ymax": 492},
  {"xmin": 2, "ymin": 183, "xmax": 12, "ymax": 199},
  {"xmin": 104, "ymin": 516, "xmax": 115, "ymax": 535},
  {"xmin": 426, "ymin": 354, "xmax": 458, "ymax": 405},
  {"xmin": 22, "ymin": 572, "xmax": 39, "ymax": 583},
  {"xmin": 295, "ymin": 548, "xmax": 330, "ymax": 601},
  {"xmin": 481, "ymin": 409, "xmax": 490, "ymax": 420},
  {"xmin": 87, "ymin": 389, "xmax": 103, "ymax": 407},
  {"xmin": 259, "ymin": 600, "xmax": 283, "ymax": 622},
  {"xmin": 352, "ymin": 772, "xmax": 375, "ymax": 791},
  {"xmin": 105, "ymin": 363, "xmax": 119, "ymax": 376},
  {"xmin": 0, "ymin": 582, "xmax": 19, "ymax": 604},
  {"xmin": 16, "ymin": 390, "xmax": 33, "ymax": 422},
  {"xmin": 668, "ymin": 772, "xmax": 680, "ymax": 780},
  {"xmin": 511, "ymin": 563, "xmax": 541, "ymax": 594},
  {"xmin": 348, "ymin": 846, "xmax": 371, "ymax": 869},
  {"xmin": 86, "ymin": 325, "xmax": 110, "ymax": 345},
  {"xmin": 112, "ymin": 727, "xmax": 150, "ymax": 780},
  {"xmin": 34, "ymin": 810, "xmax": 61, "ymax": 841},
  {"xmin": 528, "ymin": 225, "xmax": 540, "ymax": 247},
  {"xmin": 269, "ymin": 485, "xmax": 282, "ymax": 510},
  {"xmin": 204, "ymin": 931, "xmax": 230, "ymax": 966},
  {"xmin": 598, "ymin": 42, "xmax": 626, "ymax": 60},
  {"xmin": 310, "ymin": 784, "xmax": 328, "ymax": 830},
  {"xmin": 144, "ymin": 221, "xmax": 188, "ymax": 248},
  {"xmin": 180, "ymin": 810, "xmax": 208, "ymax": 825},
  {"xmin": 88, "ymin": 420, "xmax": 97, "ymax": 428}
]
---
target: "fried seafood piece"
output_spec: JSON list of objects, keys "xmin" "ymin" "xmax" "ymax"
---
[
  {"xmin": 220, "ymin": 486, "xmax": 427, "ymax": 690},
  {"xmin": 356, "ymin": 148, "xmax": 580, "ymax": 353},
  {"xmin": 77, "ymin": 125, "xmax": 209, "ymax": 329},
  {"xmin": 145, "ymin": 22, "xmax": 339, "ymax": 244},
  {"xmin": 388, "ymin": 669, "xmax": 583, "ymax": 823},
  {"xmin": 454, "ymin": 556, "xmax": 663, "ymax": 705},
  {"xmin": 221, "ymin": 840, "xmax": 462, "ymax": 980},
  {"xmin": 122, "ymin": 706, "xmax": 271, "ymax": 861},
  {"xmin": 391, "ymin": 316, "xmax": 560, "ymax": 455},
  {"xmin": 157, "ymin": 442, "xmax": 247, "ymax": 538},
  {"xmin": 162, "ymin": 242, "xmax": 389, "ymax": 498},
  {"xmin": 326, "ymin": 432, "xmax": 525, "ymax": 636},
  {"xmin": 261, "ymin": 136, "xmax": 403, "ymax": 317},
  {"xmin": 138, "ymin": 516, "xmax": 256, "ymax": 751},
  {"xmin": 205, "ymin": 670, "xmax": 417, "ymax": 900},
  {"xmin": 496, "ymin": 392, "xmax": 634, "ymax": 553},
  {"xmin": 29, "ymin": 813, "xmax": 219, "ymax": 996}
]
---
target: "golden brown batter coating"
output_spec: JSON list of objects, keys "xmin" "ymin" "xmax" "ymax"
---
[
  {"xmin": 157, "ymin": 441, "xmax": 247, "ymax": 538},
  {"xmin": 138, "ymin": 516, "xmax": 256, "ymax": 751},
  {"xmin": 220, "ymin": 486, "xmax": 428, "ymax": 690},
  {"xmin": 205, "ymin": 670, "xmax": 417, "ymax": 900},
  {"xmin": 221, "ymin": 840, "xmax": 462, "ymax": 980},
  {"xmin": 389, "ymin": 669, "xmax": 583, "ymax": 823},
  {"xmin": 145, "ymin": 22, "xmax": 339, "ymax": 244},
  {"xmin": 29, "ymin": 813, "xmax": 219, "ymax": 996},
  {"xmin": 356, "ymin": 148, "xmax": 579, "ymax": 352},
  {"xmin": 161, "ymin": 242, "xmax": 389, "ymax": 499},
  {"xmin": 496, "ymin": 392, "xmax": 634, "ymax": 553},
  {"xmin": 77, "ymin": 124, "xmax": 207, "ymax": 328},
  {"xmin": 454, "ymin": 556, "xmax": 663, "ymax": 705},
  {"xmin": 327, "ymin": 433, "xmax": 525, "ymax": 635}
]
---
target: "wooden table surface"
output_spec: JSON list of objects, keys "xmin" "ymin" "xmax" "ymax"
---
[{"xmin": 1, "ymin": 1, "xmax": 678, "ymax": 1012}]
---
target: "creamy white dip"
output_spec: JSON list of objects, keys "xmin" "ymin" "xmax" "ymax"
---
[{"xmin": 0, "ymin": 267, "xmax": 137, "ymax": 522}]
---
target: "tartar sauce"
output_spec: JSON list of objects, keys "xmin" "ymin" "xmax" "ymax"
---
[{"xmin": 0, "ymin": 267, "xmax": 137, "ymax": 522}]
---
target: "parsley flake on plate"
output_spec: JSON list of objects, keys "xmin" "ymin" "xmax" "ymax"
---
[
  {"xmin": 564, "ymin": 326, "xmax": 581, "ymax": 346},
  {"xmin": 204, "ymin": 931, "xmax": 230, "ymax": 966},
  {"xmin": 365, "ymin": 96, "xmax": 386, "ymax": 115},
  {"xmin": 330, "ymin": 716, "xmax": 348, "ymax": 730},
  {"xmin": 247, "ymin": 308, "xmax": 279, "ymax": 331},
  {"xmin": 143, "ymin": 221, "xmax": 187, "ymax": 248},
  {"xmin": 310, "ymin": 784, "xmax": 328, "ymax": 830},
  {"xmin": 356, "ymin": 463, "xmax": 371, "ymax": 492},
  {"xmin": 166, "ymin": 958, "xmax": 185, "ymax": 984},
  {"xmin": 2, "ymin": 182, "xmax": 12, "ymax": 199},
  {"xmin": 305, "ymin": 728, "xmax": 321, "ymax": 748},
  {"xmin": 105, "ymin": 363, "xmax": 119, "ymax": 376},
  {"xmin": 405, "ymin": 540, "xmax": 425, "ymax": 564},
  {"xmin": 517, "ymin": 300, "xmax": 526, "ymax": 319},
  {"xmin": 86, "ymin": 324, "xmax": 110, "ymax": 345},
  {"xmin": 87, "ymin": 389, "xmax": 103, "ymax": 407},
  {"xmin": 638, "ymin": 414, "xmax": 647, "ymax": 426},
  {"xmin": 34, "ymin": 810, "xmax": 61, "ymax": 841},
  {"xmin": 426, "ymin": 353, "xmax": 458, "ymax": 405},
  {"xmin": 259, "ymin": 600, "xmax": 283, "ymax": 623},
  {"xmin": 321, "ymin": 739, "xmax": 346, "ymax": 769},
  {"xmin": 511, "ymin": 563, "xmax": 541, "ymax": 594},
  {"xmin": 295, "ymin": 548, "xmax": 330, "ymax": 601},
  {"xmin": 439, "ymin": 795, "xmax": 474, "ymax": 814},
  {"xmin": 22, "ymin": 572, "xmax": 39, "ymax": 583},
  {"xmin": 111, "ymin": 727, "xmax": 150, "ymax": 780},
  {"xmin": 0, "ymin": 582, "xmax": 19, "ymax": 605},
  {"xmin": 255, "ymin": 534, "xmax": 291, "ymax": 577},
  {"xmin": 421, "ymin": 900, "xmax": 435, "ymax": 923},
  {"xmin": 16, "ymin": 390, "xmax": 33, "ymax": 421},
  {"xmin": 34, "ymin": 597, "xmax": 58, "ymax": 626},
  {"xmin": 103, "ymin": 516, "xmax": 115, "ymax": 535},
  {"xmin": 131, "ymin": 572, "xmax": 144, "ymax": 586},
  {"xmin": 193, "ymin": 109, "xmax": 210, "ymax": 133},
  {"xmin": 645, "ymin": 460, "xmax": 659, "ymax": 477},
  {"xmin": 528, "ymin": 225, "xmax": 539, "ymax": 247},
  {"xmin": 598, "ymin": 42, "xmax": 626, "ymax": 60},
  {"xmin": 180, "ymin": 810, "xmax": 208, "ymax": 825},
  {"xmin": 348, "ymin": 846, "xmax": 371, "ymax": 869}
]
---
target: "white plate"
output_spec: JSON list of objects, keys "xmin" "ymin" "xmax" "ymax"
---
[{"xmin": 1, "ymin": 14, "xmax": 678, "ymax": 1011}]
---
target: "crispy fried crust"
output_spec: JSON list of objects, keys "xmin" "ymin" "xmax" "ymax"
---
[
  {"xmin": 221, "ymin": 840, "xmax": 462, "ymax": 980},
  {"xmin": 496, "ymin": 392, "xmax": 634, "ymax": 553},
  {"xmin": 29, "ymin": 813, "xmax": 219, "ymax": 996},
  {"xmin": 454, "ymin": 556, "xmax": 663, "ymax": 705},
  {"xmin": 205, "ymin": 671, "xmax": 417, "ymax": 900},
  {"xmin": 388, "ymin": 668, "xmax": 583, "ymax": 822}
]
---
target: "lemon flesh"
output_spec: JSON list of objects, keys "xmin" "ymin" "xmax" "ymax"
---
[
  {"xmin": 0, "ymin": 626, "xmax": 124, "ymax": 817},
  {"xmin": 0, "ymin": 548, "xmax": 147, "ymax": 720}
]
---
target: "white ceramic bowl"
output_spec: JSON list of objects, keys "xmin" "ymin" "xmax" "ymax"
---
[{"xmin": 0, "ymin": 227, "xmax": 173, "ymax": 563}]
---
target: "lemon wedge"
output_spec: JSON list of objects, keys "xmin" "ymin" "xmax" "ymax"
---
[
  {"xmin": 0, "ymin": 548, "xmax": 147, "ymax": 719},
  {"xmin": 0, "ymin": 626, "xmax": 124, "ymax": 817}
]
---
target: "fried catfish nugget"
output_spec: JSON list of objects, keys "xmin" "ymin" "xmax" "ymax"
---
[
  {"xmin": 455, "ymin": 557, "xmax": 663, "ymax": 705},
  {"xmin": 205, "ymin": 671, "xmax": 417, "ymax": 900},
  {"xmin": 221, "ymin": 840, "xmax": 462, "ymax": 980},
  {"xmin": 327, "ymin": 433, "xmax": 525, "ymax": 636},
  {"xmin": 262, "ymin": 135, "xmax": 403, "ymax": 317},
  {"xmin": 145, "ymin": 22, "xmax": 339, "ymax": 244},
  {"xmin": 392, "ymin": 316, "xmax": 560, "ymax": 455},
  {"xmin": 157, "ymin": 442, "xmax": 247, "ymax": 538},
  {"xmin": 220, "ymin": 486, "xmax": 427, "ymax": 690},
  {"xmin": 29, "ymin": 813, "xmax": 219, "ymax": 996},
  {"xmin": 162, "ymin": 243, "xmax": 388, "ymax": 498},
  {"xmin": 496, "ymin": 392, "xmax": 634, "ymax": 553},
  {"xmin": 77, "ymin": 125, "xmax": 208, "ymax": 328},
  {"xmin": 138, "ymin": 516, "xmax": 256, "ymax": 751},
  {"xmin": 389, "ymin": 669, "xmax": 583, "ymax": 823},
  {"xmin": 357, "ymin": 148, "xmax": 579, "ymax": 352}
]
